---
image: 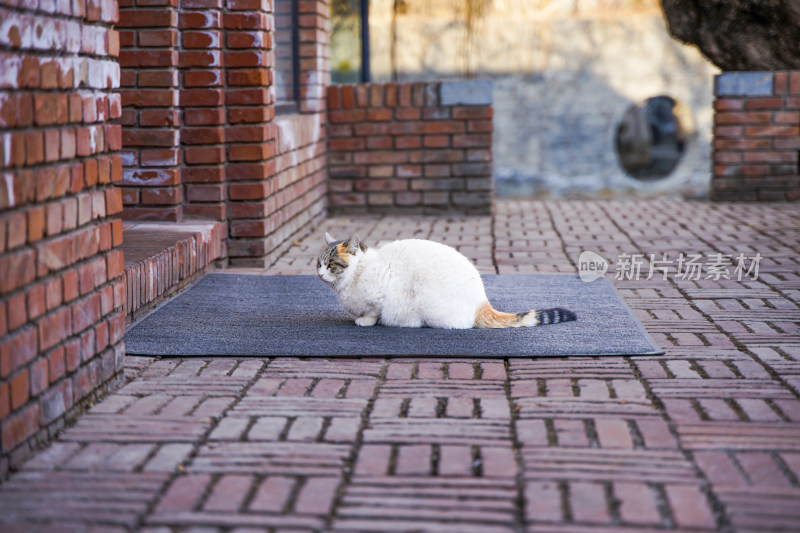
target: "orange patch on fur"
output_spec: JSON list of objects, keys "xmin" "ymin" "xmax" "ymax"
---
[
  {"xmin": 474, "ymin": 301, "xmax": 537, "ymax": 328},
  {"xmin": 474, "ymin": 301, "xmax": 516, "ymax": 328},
  {"xmin": 336, "ymin": 243, "xmax": 350, "ymax": 256}
]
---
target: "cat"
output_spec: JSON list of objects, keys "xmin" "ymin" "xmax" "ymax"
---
[{"xmin": 317, "ymin": 233, "xmax": 576, "ymax": 329}]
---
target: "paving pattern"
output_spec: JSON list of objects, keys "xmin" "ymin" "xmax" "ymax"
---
[{"xmin": 1, "ymin": 199, "xmax": 799, "ymax": 532}]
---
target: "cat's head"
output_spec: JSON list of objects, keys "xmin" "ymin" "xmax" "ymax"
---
[{"xmin": 317, "ymin": 232, "xmax": 367, "ymax": 286}]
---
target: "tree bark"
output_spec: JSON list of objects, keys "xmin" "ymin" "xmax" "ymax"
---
[{"xmin": 660, "ymin": 0, "xmax": 800, "ymax": 70}]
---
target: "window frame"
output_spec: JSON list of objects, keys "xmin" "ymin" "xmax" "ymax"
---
[{"xmin": 274, "ymin": 0, "xmax": 301, "ymax": 115}]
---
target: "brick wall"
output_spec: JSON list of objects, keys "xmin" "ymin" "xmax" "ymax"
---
[
  {"xmin": 226, "ymin": 0, "xmax": 329, "ymax": 267},
  {"xmin": 327, "ymin": 80, "xmax": 494, "ymax": 215},
  {"xmin": 118, "ymin": 0, "xmax": 329, "ymax": 267},
  {"xmin": 0, "ymin": 0, "xmax": 125, "ymax": 474},
  {"xmin": 713, "ymin": 71, "xmax": 800, "ymax": 201},
  {"xmin": 229, "ymin": 113, "xmax": 327, "ymax": 266}
]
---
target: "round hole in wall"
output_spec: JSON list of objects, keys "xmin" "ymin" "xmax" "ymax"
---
[{"xmin": 615, "ymin": 96, "xmax": 693, "ymax": 181}]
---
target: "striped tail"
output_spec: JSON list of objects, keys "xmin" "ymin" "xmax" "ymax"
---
[
  {"xmin": 535, "ymin": 307, "xmax": 577, "ymax": 325},
  {"xmin": 474, "ymin": 302, "xmax": 576, "ymax": 329}
]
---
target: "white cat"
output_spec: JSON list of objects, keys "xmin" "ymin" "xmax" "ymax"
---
[{"xmin": 317, "ymin": 233, "xmax": 576, "ymax": 329}]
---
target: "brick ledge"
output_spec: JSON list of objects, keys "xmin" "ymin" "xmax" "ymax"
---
[{"xmin": 122, "ymin": 221, "xmax": 227, "ymax": 324}]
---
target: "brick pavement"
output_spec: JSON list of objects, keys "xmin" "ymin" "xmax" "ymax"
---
[{"xmin": 1, "ymin": 199, "xmax": 799, "ymax": 532}]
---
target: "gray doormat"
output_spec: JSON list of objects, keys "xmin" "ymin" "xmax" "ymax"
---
[{"xmin": 124, "ymin": 274, "xmax": 662, "ymax": 357}]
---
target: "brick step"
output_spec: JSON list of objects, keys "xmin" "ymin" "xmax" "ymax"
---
[{"xmin": 122, "ymin": 221, "xmax": 227, "ymax": 324}]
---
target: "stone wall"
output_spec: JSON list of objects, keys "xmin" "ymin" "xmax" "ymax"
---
[
  {"xmin": 0, "ymin": 0, "xmax": 125, "ymax": 474},
  {"xmin": 327, "ymin": 80, "xmax": 493, "ymax": 214},
  {"xmin": 712, "ymin": 71, "xmax": 800, "ymax": 201}
]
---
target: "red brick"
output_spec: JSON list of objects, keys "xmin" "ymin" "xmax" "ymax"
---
[
  {"xmin": 109, "ymin": 312, "xmax": 124, "ymax": 344},
  {"xmin": 141, "ymin": 187, "xmax": 182, "ymax": 205},
  {"xmin": 744, "ymin": 98, "xmax": 784, "ymax": 110},
  {"xmin": 228, "ymin": 143, "xmax": 273, "ymax": 161},
  {"xmin": 367, "ymin": 109, "xmax": 392, "ymax": 122},
  {"xmin": 744, "ymin": 151, "xmax": 798, "ymax": 164},
  {"xmin": 111, "ymin": 219, "xmax": 123, "ymax": 247},
  {"xmin": 44, "ymin": 130, "xmax": 60, "ymax": 162},
  {"xmin": 0, "ymin": 248, "xmax": 36, "ymax": 294},
  {"xmin": 1, "ymin": 403, "xmax": 39, "ymax": 452},
  {"xmin": 39, "ymin": 379, "xmax": 72, "ymax": 425},
  {"xmin": 95, "ymin": 320, "xmax": 109, "ymax": 351},
  {"xmin": 106, "ymin": 249, "xmax": 124, "ymax": 279},
  {"xmin": 0, "ymin": 327, "xmax": 37, "ymax": 378},
  {"xmin": 185, "ymin": 184, "xmax": 223, "ymax": 202},
  {"xmin": 790, "ymin": 71, "xmax": 800, "ymax": 95},
  {"xmin": 452, "ymin": 106, "xmax": 492, "ymax": 120},
  {"xmin": 44, "ymin": 278, "xmax": 63, "ymax": 312},
  {"xmin": 30, "ymin": 357, "xmax": 49, "ymax": 396},
  {"xmin": 72, "ymin": 358, "xmax": 99, "ymax": 400},
  {"xmin": 713, "ymin": 125, "xmax": 743, "ymax": 138},
  {"xmin": 327, "ymin": 86, "xmax": 341, "ymax": 110},
  {"xmin": 774, "ymin": 111, "xmax": 800, "ymax": 124},
  {"xmin": 182, "ymin": 127, "xmax": 224, "ymax": 144},
  {"xmin": 423, "ymin": 135, "xmax": 449, "ymax": 148},
  {"xmin": 10, "ymin": 368, "xmax": 30, "ymax": 410},
  {"xmin": 467, "ymin": 120, "xmax": 492, "ymax": 133},
  {"xmin": 106, "ymin": 187, "xmax": 122, "ymax": 215},
  {"xmin": 98, "ymin": 285, "xmax": 113, "ymax": 316},
  {"xmin": 329, "ymin": 110, "xmax": 366, "ymax": 124},
  {"xmin": 119, "ymin": 10, "xmax": 178, "ymax": 28},
  {"xmin": 184, "ymin": 146, "xmax": 224, "ymax": 164},
  {"xmin": 64, "ymin": 338, "xmax": 80, "ymax": 372},
  {"xmin": 745, "ymin": 125, "xmax": 799, "ymax": 137},
  {"xmin": 228, "ymin": 183, "xmax": 269, "ymax": 201},
  {"xmin": 0, "ymin": 381, "xmax": 8, "ymax": 421},
  {"xmin": 27, "ymin": 282, "xmax": 45, "ymax": 320},
  {"xmin": 713, "ymin": 138, "xmax": 771, "ymax": 151},
  {"xmin": 714, "ymin": 151, "xmax": 742, "ymax": 164},
  {"xmin": 182, "ymin": 30, "xmax": 221, "ymax": 49},
  {"xmin": 25, "ymin": 131, "xmax": 45, "ymax": 165},
  {"xmin": 774, "ymin": 138, "xmax": 800, "ymax": 150},
  {"xmin": 34, "ymin": 93, "xmax": 68, "ymax": 126},
  {"xmin": 179, "ymin": 11, "xmax": 221, "ymax": 29},
  {"xmin": 395, "ymin": 108, "xmax": 421, "ymax": 121},
  {"xmin": 329, "ymin": 138, "xmax": 365, "ymax": 151},
  {"xmin": 179, "ymin": 51, "xmax": 222, "ymax": 69},
  {"xmin": 570, "ymin": 482, "xmax": 610, "ymax": 523},
  {"xmin": 228, "ymin": 106, "xmax": 268, "ymax": 124},
  {"xmin": 422, "ymin": 122, "xmax": 464, "ymax": 134},
  {"xmin": 664, "ymin": 485, "xmax": 715, "ymax": 529},
  {"xmin": 48, "ymin": 346, "xmax": 66, "ymax": 382},
  {"xmin": 6, "ymin": 211, "xmax": 26, "ymax": 249},
  {"xmin": 7, "ymin": 292, "xmax": 27, "ymax": 332}
]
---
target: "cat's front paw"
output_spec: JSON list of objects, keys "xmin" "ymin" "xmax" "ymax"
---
[{"xmin": 355, "ymin": 316, "xmax": 379, "ymax": 327}]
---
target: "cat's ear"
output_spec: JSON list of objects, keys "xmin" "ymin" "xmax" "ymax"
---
[
  {"xmin": 325, "ymin": 232, "xmax": 335, "ymax": 245},
  {"xmin": 348, "ymin": 235, "xmax": 366, "ymax": 253}
]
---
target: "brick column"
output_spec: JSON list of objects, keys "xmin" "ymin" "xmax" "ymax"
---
[
  {"xmin": 226, "ymin": 0, "xmax": 330, "ymax": 267},
  {"xmin": 118, "ymin": 0, "xmax": 183, "ymax": 220},
  {"xmin": 224, "ymin": 0, "xmax": 276, "ymax": 263},
  {"xmin": 298, "ymin": 0, "xmax": 328, "ymax": 113},
  {"xmin": 712, "ymin": 71, "xmax": 800, "ymax": 201},
  {"xmin": 327, "ymin": 80, "xmax": 494, "ymax": 214},
  {"xmin": 181, "ymin": 0, "xmax": 227, "ymax": 220},
  {"xmin": 117, "ymin": 0, "xmax": 331, "ymax": 267},
  {"xmin": 0, "ymin": 0, "xmax": 125, "ymax": 473}
]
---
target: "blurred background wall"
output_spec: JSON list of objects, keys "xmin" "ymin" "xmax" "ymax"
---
[{"xmin": 331, "ymin": 0, "xmax": 719, "ymax": 199}]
